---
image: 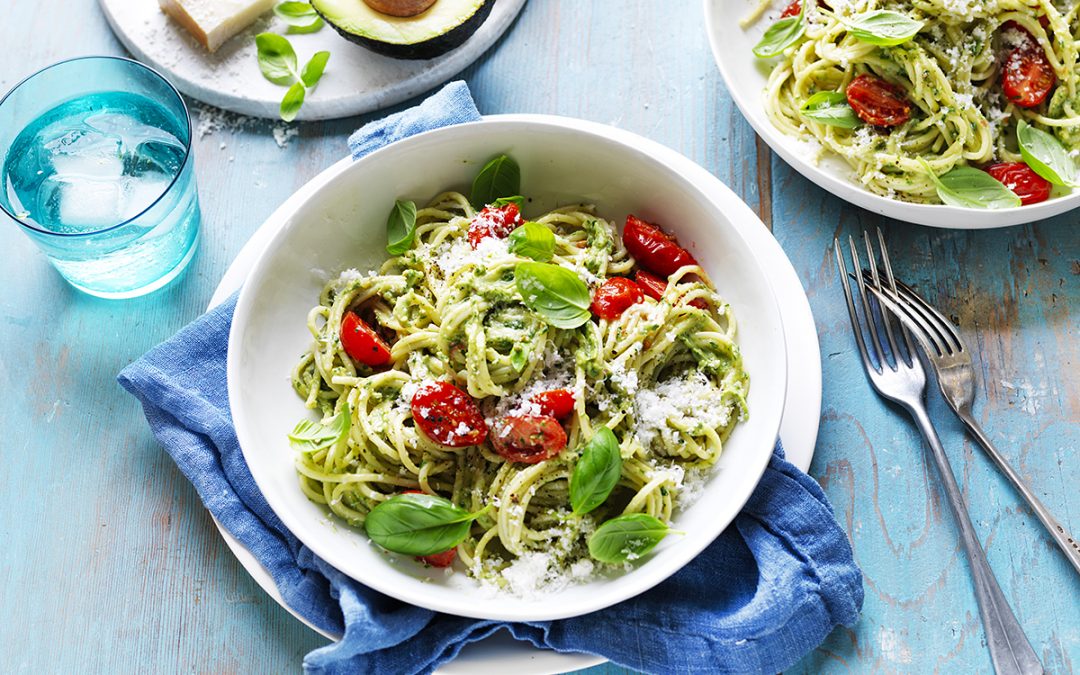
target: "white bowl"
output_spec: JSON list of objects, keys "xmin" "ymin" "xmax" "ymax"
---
[
  {"xmin": 228, "ymin": 115, "xmax": 788, "ymax": 622},
  {"xmin": 703, "ymin": 0, "xmax": 1080, "ymax": 228}
]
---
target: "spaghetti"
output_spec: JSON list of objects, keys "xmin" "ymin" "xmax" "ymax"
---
[
  {"xmin": 752, "ymin": 0, "xmax": 1080, "ymax": 203},
  {"xmin": 289, "ymin": 190, "xmax": 749, "ymax": 591}
]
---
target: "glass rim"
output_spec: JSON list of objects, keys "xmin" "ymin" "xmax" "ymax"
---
[{"xmin": 0, "ymin": 55, "xmax": 194, "ymax": 238}]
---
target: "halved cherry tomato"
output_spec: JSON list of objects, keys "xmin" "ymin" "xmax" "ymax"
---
[
  {"xmin": 468, "ymin": 203, "xmax": 523, "ymax": 248},
  {"xmin": 590, "ymin": 277, "xmax": 645, "ymax": 320},
  {"xmin": 779, "ymin": 0, "xmax": 800, "ymax": 17},
  {"xmin": 490, "ymin": 415, "xmax": 567, "ymax": 463},
  {"xmin": 531, "ymin": 389, "xmax": 575, "ymax": 420},
  {"xmin": 635, "ymin": 269, "xmax": 709, "ymax": 309},
  {"xmin": 341, "ymin": 311, "xmax": 392, "ymax": 367},
  {"xmin": 1000, "ymin": 24, "xmax": 1056, "ymax": 108},
  {"xmin": 985, "ymin": 162, "xmax": 1051, "ymax": 205},
  {"xmin": 846, "ymin": 75, "xmax": 912, "ymax": 127},
  {"xmin": 622, "ymin": 215, "xmax": 697, "ymax": 277},
  {"xmin": 402, "ymin": 490, "xmax": 458, "ymax": 567},
  {"xmin": 411, "ymin": 381, "xmax": 488, "ymax": 447}
]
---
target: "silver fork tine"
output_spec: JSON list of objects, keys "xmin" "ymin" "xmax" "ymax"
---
[
  {"xmin": 874, "ymin": 228, "xmax": 918, "ymax": 359},
  {"xmin": 860, "ymin": 269, "xmax": 948, "ymax": 358},
  {"xmin": 893, "ymin": 279, "xmax": 965, "ymax": 354},
  {"xmin": 834, "ymin": 239, "xmax": 878, "ymax": 374},
  {"xmin": 849, "ymin": 235, "xmax": 890, "ymax": 370},
  {"xmin": 863, "ymin": 231, "xmax": 903, "ymax": 367}
]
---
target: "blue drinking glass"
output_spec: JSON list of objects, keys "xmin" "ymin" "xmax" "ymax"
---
[{"xmin": 0, "ymin": 56, "xmax": 200, "ymax": 299}]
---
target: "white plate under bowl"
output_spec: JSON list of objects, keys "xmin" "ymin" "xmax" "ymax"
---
[
  {"xmin": 207, "ymin": 115, "xmax": 822, "ymax": 673},
  {"xmin": 227, "ymin": 116, "xmax": 788, "ymax": 622},
  {"xmin": 99, "ymin": 0, "xmax": 525, "ymax": 120},
  {"xmin": 703, "ymin": 0, "xmax": 1080, "ymax": 228}
]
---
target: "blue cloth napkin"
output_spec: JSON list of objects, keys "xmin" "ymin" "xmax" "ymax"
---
[{"xmin": 119, "ymin": 81, "xmax": 863, "ymax": 675}]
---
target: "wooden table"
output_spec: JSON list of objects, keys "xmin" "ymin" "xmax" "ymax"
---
[{"xmin": 1, "ymin": 1, "xmax": 1077, "ymax": 672}]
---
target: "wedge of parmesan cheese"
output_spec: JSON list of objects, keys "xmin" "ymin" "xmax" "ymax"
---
[{"xmin": 159, "ymin": 0, "xmax": 275, "ymax": 52}]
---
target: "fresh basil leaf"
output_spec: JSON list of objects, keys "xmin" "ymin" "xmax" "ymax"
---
[
  {"xmin": 275, "ymin": 1, "xmax": 318, "ymax": 21},
  {"xmin": 844, "ymin": 10, "xmax": 923, "ymax": 47},
  {"xmin": 280, "ymin": 82, "xmax": 306, "ymax": 122},
  {"xmin": 515, "ymin": 262, "xmax": 591, "ymax": 329},
  {"xmin": 255, "ymin": 32, "xmax": 300, "ymax": 85},
  {"xmin": 509, "ymin": 343, "xmax": 529, "ymax": 372},
  {"xmin": 800, "ymin": 91, "xmax": 862, "ymax": 128},
  {"xmin": 288, "ymin": 405, "xmax": 350, "ymax": 452},
  {"xmin": 752, "ymin": 0, "xmax": 805, "ymax": 58},
  {"xmin": 385, "ymin": 199, "xmax": 417, "ymax": 255},
  {"xmin": 919, "ymin": 159, "xmax": 1021, "ymax": 209},
  {"xmin": 287, "ymin": 17, "xmax": 324, "ymax": 33},
  {"xmin": 570, "ymin": 427, "xmax": 622, "ymax": 515},
  {"xmin": 1017, "ymin": 119, "xmax": 1080, "ymax": 187},
  {"xmin": 364, "ymin": 493, "xmax": 483, "ymax": 556},
  {"xmin": 301, "ymin": 51, "xmax": 331, "ymax": 89},
  {"xmin": 588, "ymin": 513, "xmax": 670, "ymax": 563},
  {"xmin": 471, "ymin": 155, "xmax": 521, "ymax": 207},
  {"xmin": 492, "ymin": 195, "xmax": 525, "ymax": 209},
  {"xmin": 507, "ymin": 222, "xmax": 555, "ymax": 261}
]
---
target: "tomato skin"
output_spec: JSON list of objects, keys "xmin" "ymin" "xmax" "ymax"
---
[
  {"xmin": 468, "ymin": 203, "xmax": 523, "ymax": 248},
  {"xmin": 984, "ymin": 162, "xmax": 1051, "ymax": 205},
  {"xmin": 490, "ymin": 415, "xmax": 567, "ymax": 463},
  {"xmin": 779, "ymin": 0, "xmax": 800, "ymax": 17},
  {"xmin": 634, "ymin": 269, "xmax": 709, "ymax": 309},
  {"xmin": 340, "ymin": 311, "xmax": 392, "ymax": 367},
  {"xmin": 1001, "ymin": 26, "xmax": 1056, "ymax": 108},
  {"xmin": 410, "ymin": 381, "xmax": 488, "ymax": 447},
  {"xmin": 531, "ymin": 389, "xmax": 575, "ymax": 420},
  {"xmin": 590, "ymin": 277, "xmax": 645, "ymax": 320},
  {"xmin": 622, "ymin": 215, "xmax": 697, "ymax": 277},
  {"xmin": 846, "ymin": 75, "xmax": 912, "ymax": 127}
]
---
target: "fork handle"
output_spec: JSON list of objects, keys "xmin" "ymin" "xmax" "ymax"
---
[
  {"xmin": 957, "ymin": 411, "xmax": 1080, "ymax": 577},
  {"xmin": 907, "ymin": 405, "xmax": 1043, "ymax": 675}
]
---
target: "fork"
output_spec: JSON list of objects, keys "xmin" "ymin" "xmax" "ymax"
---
[
  {"xmin": 860, "ymin": 270, "xmax": 1080, "ymax": 577},
  {"xmin": 835, "ymin": 231, "xmax": 1043, "ymax": 675}
]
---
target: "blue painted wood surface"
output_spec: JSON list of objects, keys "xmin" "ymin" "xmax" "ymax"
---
[{"xmin": 0, "ymin": 1, "xmax": 1076, "ymax": 672}]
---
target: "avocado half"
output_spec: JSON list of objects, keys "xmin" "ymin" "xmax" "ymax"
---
[{"xmin": 312, "ymin": 0, "xmax": 494, "ymax": 60}]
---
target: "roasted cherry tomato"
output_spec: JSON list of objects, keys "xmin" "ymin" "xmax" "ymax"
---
[
  {"xmin": 590, "ymin": 277, "xmax": 645, "ymax": 320},
  {"xmin": 779, "ymin": 0, "xmax": 800, "ymax": 17},
  {"xmin": 622, "ymin": 215, "xmax": 697, "ymax": 277},
  {"xmin": 411, "ymin": 381, "xmax": 488, "ymax": 447},
  {"xmin": 402, "ymin": 490, "xmax": 458, "ymax": 567},
  {"xmin": 634, "ymin": 269, "xmax": 708, "ymax": 309},
  {"xmin": 468, "ymin": 202, "xmax": 523, "ymax": 248},
  {"xmin": 340, "ymin": 311, "xmax": 392, "ymax": 367},
  {"xmin": 1000, "ymin": 24, "xmax": 1056, "ymax": 108},
  {"xmin": 531, "ymin": 389, "xmax": 575, "ymax": 420},
  {"xmin": 846, "ymin": 75, "xmax": 912, "ymax": 127},
  {"xmin": 985, "ymin": 162, "xmax": 1051, "ymax": 205},
  {"xmin": 490, "ymin": 415, "xmax": 567, "ymax": 463}
]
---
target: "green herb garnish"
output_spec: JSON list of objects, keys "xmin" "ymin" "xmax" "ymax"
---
[
  {"xmin": 514, "ymin": 262, "xmax": 591, "ymax": 329},
  {"xmin": 588, "ymin": 513, "xmax": 671, "ymax": 563},
  {"xmin": 799, "ymin": 91, "xmax": 861, "ymax": 128},
  {"xmin": 255, "ymin": 32, "xmax": 330, "ymax": 122},
  {"xmin": 507, "ymin": 222, "xmax": 555, "ymax": 261},
  {"xmin": 570, "ymin": 427, "xmax": 622, "ymax": 515},
  {"xmin": 386, "ymin": 199, "xmax": 418, "ymax": 255},
  {"xmin": 364, "ymin": 493, "xmax": 487, "ymax": 557},
  {"xmin": 471, "ymin": 155, "xmax": 521, "ymax": 207}
]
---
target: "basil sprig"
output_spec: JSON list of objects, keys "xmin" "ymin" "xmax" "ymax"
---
[
  {"xmin": 365, "ymin": 493, "xmax": 487, "ymax": 557},
  {"xmin": 570, "ymin": 427, "xmax": 622, "ymax": 515},
  {"xmin": 588, "ymin": 513, "xmax": 670, "ymax": 563},
  {"xmin": 492, "ymin": 195, "xmax": 525, "ymax": 209},
  {"xmin": 919, "ymin": 159, "xmax": 1021, "ymax": 209},
  {"xmin": 515, "ymin": 262, "xmax": 591, "ymax": 329},
  {"xmin": 288, "ymin": 406, "xmax": 350, "ymax": 452},
  {"xmin": 799, "ymin": 91, "xmax": 861, "ymax": 128},
  {"xmin": 274, "ymin": 1, "xmax": 324, "ymax": 33},
  {"xmin": 385, "ymin": 199, "xmax": 418, "ymax": 255},
  {"xmin": 255, "ymin": 33, "xmax": 330, "ymax": 122},
  {"xmin": 471, "ymin": 155, "xmax": 521, "ymax": 207},
  {"xmin": 752, "ymin": 0, "xmax": 806, "ymax": 58},
  {"xmin": 843, "ymin": 10, "xmax": 923, "ymax": 47},
  {"xmin": 508, "ymin": 222, "xmax": 555, "ymax": 261},
  {"xmin": 1017, "ymin": 120, "xmax": 1080, "ymax": 187}
]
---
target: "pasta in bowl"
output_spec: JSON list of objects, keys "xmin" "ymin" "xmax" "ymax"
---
[{"xmin": 229, "ymin": 116, "xmax": 786, "ymax": 621}]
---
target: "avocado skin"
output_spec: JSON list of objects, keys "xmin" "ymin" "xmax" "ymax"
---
[{"xmin": 317, "ymin": 0, "xmax": 495, "ymax": 60}]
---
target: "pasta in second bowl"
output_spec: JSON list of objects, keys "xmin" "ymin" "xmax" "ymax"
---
[{"xmin": 228, "ymin": 115, "xmax": 786, "ymax": 621}]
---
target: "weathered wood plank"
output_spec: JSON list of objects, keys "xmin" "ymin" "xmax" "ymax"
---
[{"xmin": 0, "ymin": 1, "xmax": 1075, "ymax": 674}]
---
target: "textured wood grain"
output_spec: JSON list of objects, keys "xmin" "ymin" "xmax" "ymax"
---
[{"xmin": 0, "ymin": 1, "xmax": 1076, "ymax": 674}]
